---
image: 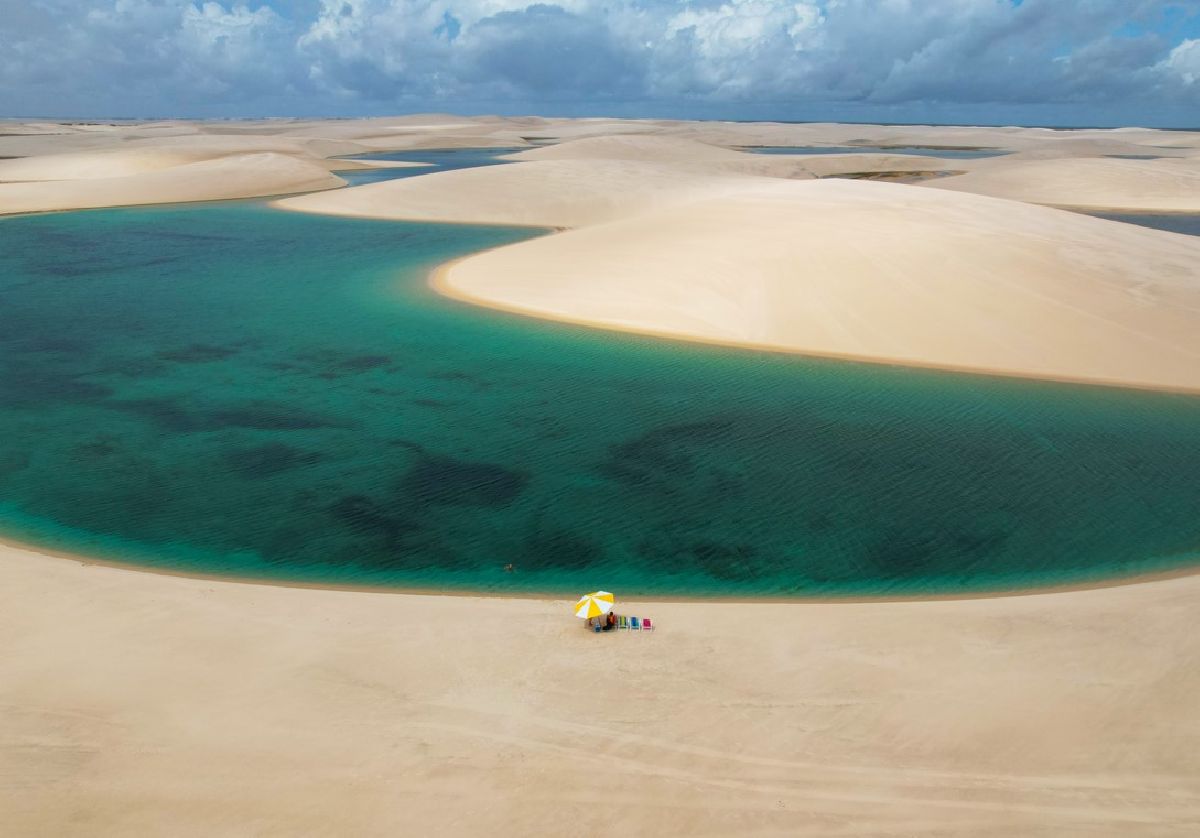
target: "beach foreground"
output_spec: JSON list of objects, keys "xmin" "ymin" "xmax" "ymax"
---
[{"xmin": 3, "ymin": 542, "xmax": 1198, "ymax": 836}]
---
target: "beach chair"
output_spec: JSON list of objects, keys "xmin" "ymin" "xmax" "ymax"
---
[
  {"xmin": 642, "ymin": 617, "xmax": 654, "ymax": 631},
  {"xmin": 629, "ymin": 617, "xmax": 640, "ymax": 630},
  {"xmin": 618, "ymin": 615, "xmax": 629, "ymax": 630}
]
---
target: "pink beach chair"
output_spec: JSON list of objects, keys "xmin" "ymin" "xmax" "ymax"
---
[{"xmin": 641, "ymin": 618, "xmax": 654, "ymax": 631}]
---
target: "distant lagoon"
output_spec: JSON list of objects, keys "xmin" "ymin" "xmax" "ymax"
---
[{"xmin": 1, "ymin": 155, "xmax": 1198, "ymax": 596}]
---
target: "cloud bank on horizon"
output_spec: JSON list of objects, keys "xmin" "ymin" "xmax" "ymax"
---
[{"xmin": 3, "ymin": 0, "xmax": 1199, "ymax": 125}]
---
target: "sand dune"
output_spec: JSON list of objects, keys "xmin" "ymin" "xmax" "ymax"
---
[
  {"xmin": 504, "ymin": 133, "xmax": 752, "ymax": 163},
  {"xmin": 276, "ymin": 158, "xmax": 779, "ymax": 228},
  {"xmin": 0, "ymin": 147, "xmax": 247, "ymax": 181},
  {"xmin": 441, "ymin": 178, "xmax": 1200, "ymax": 391},
  {"xmin": 0, "ymin": 152, "xmax": 343, "ymax": 215},
  {"xmin": 273, "ymin": 129, "xmax": 1200, "ymax": 391},
  {"xmin": 2, "ymin": 543, "xmax": 1197, "ymax": 836},
  {"xmin": 931, "ymin": 156, "xmax": 1200, "ymax": 211}
]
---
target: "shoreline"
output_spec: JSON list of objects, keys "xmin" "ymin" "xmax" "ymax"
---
[
  {"xmin": 4, "ymin": 533, "xmax": 1197, "ymax": 606},
  {"xmin": 428, "ymin": 257, "xmax": 1200, "ymax": 398}
]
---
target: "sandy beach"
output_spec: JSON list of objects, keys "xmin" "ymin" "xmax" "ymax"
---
[
  {"xmin": 3, "ymin": 540, "xmax": 1198, "ymax": 836},
  {"xmin": 3, "ymin": 115, "xmax": 1200, "ymax": 835}
]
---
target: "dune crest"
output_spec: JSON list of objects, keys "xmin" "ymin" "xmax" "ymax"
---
[
  {"xmin": 276, "ymin": 158, "xmax": 779, "ymax": 228},
  {"xmin": 0, "ymin": 152, "xmax": 344, "ymax": 215},
  {"xmin": 931, "ymin": 156, "xmax": 1200, "ymax": 211}
]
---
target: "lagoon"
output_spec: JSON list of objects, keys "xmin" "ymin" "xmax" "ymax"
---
[{"xmin": 1, "ymin": 202, "xmax": 1199, "ymax": 595}]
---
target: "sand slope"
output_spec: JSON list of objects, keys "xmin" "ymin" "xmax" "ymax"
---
[
  {"xmin": 0, "ymin": 153, "xmax": 344, "ymax": 215},
  {"xmin": 276, "ymin": 158, "xmax": 780, "ymax": 228},
  {"xmin": 441, "ymin": 178, "xmax": 1200, "ymax": 391},
  {"xmin": 504, "ymin": 134, "xmax": 752, "ymax": 163},
  {"xmin": 0, "ymin": 148, "xmax": 234, "ymax": 181},
  {"xmin": 2, "ymin": 543, "xmax": 1197, "ymax": 836},
  {"xmin": 931, "ymin": 156, "xmax": 1200, "ymax": 211}
]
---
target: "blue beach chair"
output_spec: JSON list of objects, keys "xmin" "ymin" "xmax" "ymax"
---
[{"xmin": 629, "ymin": 617, "xmax": 640, "ymax": 630}]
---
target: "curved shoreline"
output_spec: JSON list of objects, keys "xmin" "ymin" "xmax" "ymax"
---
[
  {"xmin": 429, "ymin": 256, "xmax": 1200, "ymax": 398},
  {"xmin": 5, "ymin": 533, "xmax": 1197, "ymax": 605}
]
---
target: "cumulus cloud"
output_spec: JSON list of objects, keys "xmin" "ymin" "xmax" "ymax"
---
[
  {"xmin": 1, "ymin": 0, "xmax": 1198, "ymax": 120},
  {"xmin": 1163, "ymin": 38, "xmax": 1200, "ymax": 85}
]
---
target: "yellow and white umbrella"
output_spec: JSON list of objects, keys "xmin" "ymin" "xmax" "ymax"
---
[{"xmin": 574, "ymin": 590, "xmax": 615, "ymax": 620}]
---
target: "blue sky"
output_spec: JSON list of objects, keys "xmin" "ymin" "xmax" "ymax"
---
[{"xmin": 3, "ymin": 0, "xmax": 1199, "ymax": 126}]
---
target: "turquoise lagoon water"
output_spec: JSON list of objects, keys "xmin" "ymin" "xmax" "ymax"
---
[
  {"xmin": 336, "ymin": 147, "xmax": 521, "ymax": 186},
  {"xmin": 1, "ymin": 202, "xmax": 1199, "ymax": 596}
]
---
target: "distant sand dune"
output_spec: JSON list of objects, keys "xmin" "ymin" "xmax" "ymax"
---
[
  {"xmin": 0, "ymin": 152, "xmax": 344, "ymax": 215},
  {"xmin": 276, "ymin": 158, "xmax": 779, "ymax": 228},
  {"xmin": 931, "ymin": 156, "xmax": 1200, "ymax": 212}
]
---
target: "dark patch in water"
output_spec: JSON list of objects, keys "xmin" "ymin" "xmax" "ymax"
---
[
  {"xmin": 329, "ymin": 494, "xmax": 419, "ymax": 547},
  {"xmin": 691, "ymin": 541, "xmax": 761, "ymax": 582},
  {"xmin": 294, "ymin": 350, "xmax": 393, "ymax": 379},
  {"xmin": 860, "ymin": 524, "xmax": 1012, "ymax": 580},
  {"xmin": 401, "ymin": 455, "xmax": 528, "ymax": 506},
  {"xmin": 0, "ymin": 450, "xmax": 31, "ymax": 478},
  {"xmin": 599, "ymin": 419, "xmax": 736, "ymax": 486},
  {"xmin": 114, "ymin": 397, "xmax": 342, "ymax": 432},
  {"xmin": 429, "ymin": 369, "xmax": 492, "ymax": 389},
  {"xmin": 413, "ymin": 398, "xmax": 455, "ymax": 409},
  {"xmin": 156, "ymin": 343, "xmax": 238, "ymax": 363},
  {"xmin": 71, "ymin": 437, "xmax": 120, "ymax": 462},
  {"xmin": 225, "ymin": 442, "xmax": 322, "ymax": 478},
  {"xmin": 0, "ymin": 365, "xmax": 113, "ymax": 407},
  {"xmin": 334, "ymin": 354, "xmax": 391, "ymax": 373},
  {"xmin": 520, "ymin": 528, "xmax": 604, "ymax": 570},
  {"xmin": 390, "ymin": 439, "xmax": 427, "ymax": 454}
]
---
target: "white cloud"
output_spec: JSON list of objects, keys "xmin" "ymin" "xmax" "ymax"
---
[
  {"xmin": 1163, "ymin": 38, "xmax": 1200, "ymax": 85},
  {"xmin": 1, "ymin": 0, "xmax": 1198, "ymax": 119}
]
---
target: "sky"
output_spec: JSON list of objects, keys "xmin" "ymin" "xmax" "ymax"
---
[{"xmin": 2, "ymin": 0, "xmax": 1199, "ymax": 126}]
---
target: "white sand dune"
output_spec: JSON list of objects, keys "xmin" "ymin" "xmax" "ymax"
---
[
  {"xmin": 440, "ymin": 178, "xmax": 1200, "ymax": 391},
  {"xmin": 274, "ymin": 129, "xmax": 1200, "ymax": 391},
  {"xmin": 931, "ymin": 156, "xmax": 1200, "ymax": 211},
  {"xmin": 499, "ymin": 134, "xmax": 825, "ymax": 179},
  {"xmin": 276, "ymin": 158, "xmax": 779, "ymax": 228},
  {"xmin": 0, "ymin": 152, "xmax": 343, "ymax": 215},
  {"xmin": 0, "ymin": 148, "xmax": 246, "ymax": 181},
  {"xmin": 2, "ymin": 543, "xmax": 1197, "ymax": 836},
  {"xmin": 504, "ymin": 133, "xmax": 753, "ymax": 163}
]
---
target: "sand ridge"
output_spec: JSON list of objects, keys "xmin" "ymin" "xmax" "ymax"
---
[
  {"xmin": 276, "ymin": 157, "xmax": 789, "ymax": 228},
  {"xmin": 0, "ymin": 152, "xmax": 346, "ymax": 215},
  {"xmin": 930, "ymin": 155, "xmax": 1200, "ymax": 212}
]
